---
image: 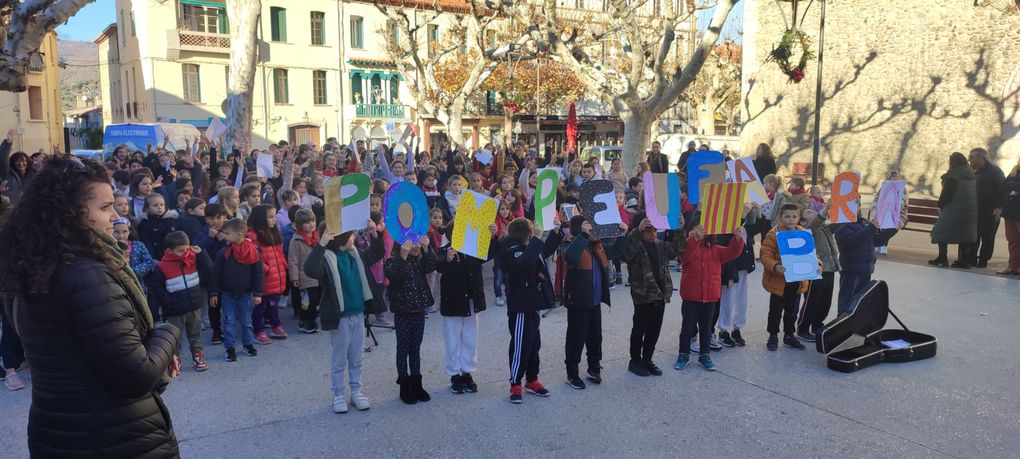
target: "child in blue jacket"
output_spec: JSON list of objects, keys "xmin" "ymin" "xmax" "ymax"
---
[{"xmin": 834, "ymin": 206, "xmax": 879, "ymax": 315}]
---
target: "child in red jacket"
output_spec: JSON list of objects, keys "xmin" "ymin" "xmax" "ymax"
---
[
  {"xmin": 675, "ymin": 224, "xmax": 745, "ymax": 371},
  {"xmin": 247, "ymin": 204, "xmax": 289, "ymax": 344}
]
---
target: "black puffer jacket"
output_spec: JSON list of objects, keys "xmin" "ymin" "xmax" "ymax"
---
[{"xmin": 19, "ymin": 256, "xmax": 181, "ymax": 458}]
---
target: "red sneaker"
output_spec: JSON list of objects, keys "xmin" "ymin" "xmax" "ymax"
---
[
  {"xmin": 269, "ymin": 325, "xmax": 288, "ymax": 339},
  {"xmin": 192, "ymin": 353, "xmax": 208, "ymax": 372},
  {"xmin": 524, "ymin": 380, "xmax": 550, "ymax": 397},
  {"xmin": 254, "ymin": 331, "xmax": 272, "ymax": 345},
  {"xmin": 509, "ymin": 384, "xmax": 523, "ymax": 404}
]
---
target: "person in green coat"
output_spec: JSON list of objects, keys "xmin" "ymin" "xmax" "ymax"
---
[{"xmin": 929, "ymin": 152, "xmax": 978, "ymax": 268}]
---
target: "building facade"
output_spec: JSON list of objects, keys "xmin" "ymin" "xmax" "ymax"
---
[
  {"xmin": 741, "ymin": 0, "xmax": 1020, "ymax": 194},
  {"xmin": 0, "ymin": 32, "xmax": 64, "ymax": 154},
  {"xmin": 95, "ymin": 0, "xmax": 695, "ymax": 152}
]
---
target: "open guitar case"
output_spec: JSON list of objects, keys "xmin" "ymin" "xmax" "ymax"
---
[{"xmin": 815, "ymin": 280, "xmax": 937, "ymax": 373}]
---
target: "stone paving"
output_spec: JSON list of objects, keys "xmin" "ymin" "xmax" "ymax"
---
[{"xmin": 1, "ymin": 256, "xmax": 1018, "ymax": 458}]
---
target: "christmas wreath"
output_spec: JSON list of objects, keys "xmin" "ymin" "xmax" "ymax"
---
[{"xmin": 766, "ymin": 28, "xmax": 815, "ymax": 83}]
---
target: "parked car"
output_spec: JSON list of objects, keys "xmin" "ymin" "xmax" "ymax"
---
[{"xmin": 580, "ymin": 145, "xmax": 624, "ymax": 170}]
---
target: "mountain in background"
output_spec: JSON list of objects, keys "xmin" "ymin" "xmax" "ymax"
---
[{"xmin": 57, "ymin": 39, "xmax": 100, "ymax": 111}]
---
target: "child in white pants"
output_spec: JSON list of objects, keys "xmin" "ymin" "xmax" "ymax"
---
[
  {"xmin": 718, "ymin": 212, "xmax": 759, "ymax": 347},
  {"xmin": 437, "ymin": 226, "xmax": 496, "ymax": 394}
]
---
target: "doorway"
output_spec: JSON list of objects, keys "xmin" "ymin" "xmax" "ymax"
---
[{"xmin": 289, "ymin": 124, "xmax": 320, "ymax": 147}]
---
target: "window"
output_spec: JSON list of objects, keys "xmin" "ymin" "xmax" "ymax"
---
[
  {"xmin": 350, "ymin": 76, "xmax": 363, "ymax": 104},
  {"xmin": 427, "ymin": 25, "xmax": 439, "ymax": 56},
  {"xmin": 350, "ymin": 16, "xmax": 364, "ymax": 49},
  {"xmin": 310, "ymin": 11, "xmax": 325, "ymax": 45},
  {"xmin": 387, "ymin": 20, "xmax": 400, "ymax": 43},
  {"xmin": 182, "ymin": 64, "xmax": 201, "ymax": 103},
  {"xmin": 313, "ymin": 70, "xmax": 327, "ymax": 105},
  {"xmin": 182, "ymin": 5, "xmax": 227, "ymax": 34},
  {"xmin": 390, "ymin": 78, "xmax": 399, "ymax": 104},
  {"xmin": 270, "ymin": 7, "xmax": 287, "ymax": 42},
  {"xmin": 27, "ymin": 86, "xmax": 43, "ymax": 120},
  {"xmin": 273, "ymin": 68, "xmax": 289, "ymax": 104},
  {"xmin": 130, "ymin": 11, "xmax": 136, "ymax": 37},
  {"xmin": 224, "ymin": 65, "xmax": 230, "ymax": 93}
]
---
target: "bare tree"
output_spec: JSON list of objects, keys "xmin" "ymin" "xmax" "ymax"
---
[
  {"xmin": 222, "ymin": 0, "xmax": 261, "ymax": 156},
  {"xmin": 534, "ymin": 0, "xmax": 739, "ymax": 170},
  {"xmin": 684, "ymin": 41, "xmax": 741, "ymax": 135},
  {"xmin": 0, "ymin": 0, "xmax": 95, "ymax": 92},
  {"xmin": 375, "ymin": 0, "xmax": 529, "ymax": 147}
]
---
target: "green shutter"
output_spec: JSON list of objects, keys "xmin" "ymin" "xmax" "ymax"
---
[
  {"xmin": 217, "ymin": 8, "xmax": 229, "ymax": 34},
  {"xmin": 270, "ymin": 7, "xmax": 287, "ymax": 41},
  {"xmin": 278, "ymin": 8, "xmax": 287, "ymax": 42}
]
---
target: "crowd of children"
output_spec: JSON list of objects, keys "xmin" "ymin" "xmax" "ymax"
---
[{"xmin": 95, "ymin": 136, "xmax": 888, "ymax": 409}]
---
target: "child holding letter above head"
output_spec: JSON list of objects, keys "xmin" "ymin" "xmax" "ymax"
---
[
  {"xmin": 834, "ymin": 201, "xmax": 880, "ymax": 315},
  {"xmin": 303, "ymin": 222, "xmax": 382, "ymax": 414},
  {"xmin": 674, "ymin": 224, "xmax": 745, "ymax": 371},
  {"xmin": 500, "ymin": 217, "xmax": 565, "ymax": 404},
  {"xmin": 624, "ymin": 213, "xmax": 685, "ymax": 376},
  {"xmin": 385, "ymin": 235, "xmax": 437, "ymax": 405},
  {"xmin": 759, "ymin": 204, "xmax": 819, "ymax": 351}
]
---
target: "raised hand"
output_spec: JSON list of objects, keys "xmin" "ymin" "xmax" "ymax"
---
[{"xmin": 400, "ymin": 240, "xmax": 413, "ymax": 259}]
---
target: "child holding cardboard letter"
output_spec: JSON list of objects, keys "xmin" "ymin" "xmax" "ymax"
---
[
  {"xmin": 759, "ymin": 204, "xmax": 818, "ymax": 351},
  {"xmin": 500, "ymin": 217, "xmax": 565, "ymax": 404},
  {"xmin": 675, "ymin": 224, "xmax": 745, "ymax": 371}
]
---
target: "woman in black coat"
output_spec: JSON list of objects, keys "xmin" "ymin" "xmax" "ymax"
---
[
  {"xmin": 0, "ymin": 156, "xmax": 181, "ymax": 458},
  {"xmin": 752, "ymin": 143, "xmax": 778, "ymax": 178}
]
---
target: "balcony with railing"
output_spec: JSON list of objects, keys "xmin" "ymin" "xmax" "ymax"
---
[
  {"xmin": 354, "ymin": 104, "xmax": 407, "ymax": 119},
  {"xmin": 177, "ymin": 29, "xmax": 230, "ymax": 53}
]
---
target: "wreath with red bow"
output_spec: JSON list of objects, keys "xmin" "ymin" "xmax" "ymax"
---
[{"xmin": 766, "ymin": 29, "xmax": 815, "ymax": 83}]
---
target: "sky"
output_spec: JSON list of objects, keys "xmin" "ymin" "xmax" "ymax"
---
[
  {"xmin": 56, "ymin": 0, "xmax": 116, "ymax": 42},
  {"xmin": 699, "ymin": 0, "xmax": 745, "ymax": 42}
]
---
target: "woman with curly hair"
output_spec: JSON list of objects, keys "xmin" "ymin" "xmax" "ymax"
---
[{"xmin": 0, "ymin": 156, "xmax": 182, "ymax": 457}]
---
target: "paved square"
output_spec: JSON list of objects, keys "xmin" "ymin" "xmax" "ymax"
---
[{"xmin": 1, "ymin": 259, "xmax": 1017, "ymax": 458}]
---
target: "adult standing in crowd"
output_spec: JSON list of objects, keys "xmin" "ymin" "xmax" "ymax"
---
[
  {"xmin": 752, "ymin": 143, "xmax": 778, "ymax": 179},
  {"xmin": 997, "ymin": 158, "xmax": 1020, "ymax": 275},
  {"xmin": 0, "ymin": 156, "xmax": 182, "ymax": 457},
  {"xmin": 1, "ymin": 129, "xmax": 36, "ymax": 204},
  {"xmin": 929, "ymin": 152, "xmax": 978, "ymax": 268},
  {"xmin": 676, "ymin": 141, "xmax": 697, "ymax": 173},
  {"xmin": 968, "ymin": 148, "xmax": 1005, "ymax": 268},
  {"xmin": 647, "ymin": 141, "xmax": 670, "ymax": 173}
]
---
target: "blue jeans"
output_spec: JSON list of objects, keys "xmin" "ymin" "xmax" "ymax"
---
[
  {"xmin": 221, "ymin": 293, "xmax": 255, "ymax": 348},
  {"xmin": 837, "ymin": 273, "xmax": 872, "ymax": 315},
  {"xmin": 493, "ymin": 258, "xmax": 504, "ymax": 298}
]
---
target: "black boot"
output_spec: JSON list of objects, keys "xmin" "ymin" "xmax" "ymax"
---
[
  {"xmin": 397, "ymin": 377, "xmax": 417, "ymax": 405},
  {"xmin": 411, "ymin": 374, "xmax": 431, "ymax": 402}
]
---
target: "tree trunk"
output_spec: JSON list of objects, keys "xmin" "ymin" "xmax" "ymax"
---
[
  {"xmin": 0, "ymin": 0, "xmax": 97, "ymax": 92},
  {"xmin": 621, "ymin": 113, "xmax": 653, "ymax": 173},
  {"xmin": 503, "ymin": 110, "xmax": 515, "ymax": 148},
  {"xmin": 223, "ymin": 0, "xmax": 261, "ymax": 157}
]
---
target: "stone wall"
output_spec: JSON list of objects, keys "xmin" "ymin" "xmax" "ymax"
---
[{"xmin": 741, "ymin": 0, "xmax": 1020, "ymax": 195}]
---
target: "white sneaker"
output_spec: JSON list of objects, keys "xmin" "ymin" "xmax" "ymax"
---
[
  {"xmin": 495, "ymin": 296, "xmax": 505, "ymax": 307},
  {"xmin": 691, "ymin": 338, "xmax": 701, "ymax": 353},
  {"xmin": 351, "ymin": 392, "xmax": 371, "ymax": 411},
  {"xmin": 874, "ymin": 247, "xmax": 881, "ymax": 253},
  {"xmin": 5, "ymin": 371, "xmax": 26, "ymax": 391},
  {"xmin": 709, "ymin": 334, "xmax": 723, "ymax": 350},
  {"xmin": 332, "ymin": 396, "xmax": 348, "ymax": 414},
  {"xmin": 879, "ymin": 246, "xmax": 888, "ymax": 255}
]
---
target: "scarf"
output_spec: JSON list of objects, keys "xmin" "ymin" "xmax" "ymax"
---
[
  {"xmin": 226, "ymin": 238, "xmax": 260, "ymax": 265},
  {"xmin": 94, "ymin": 230, "xmax": 155, "ymax": 334},
  {"xmin": 791, "ymin": 187, "xmax": 806, "ymax": 195},
  {"xmin": 297, "ymin": 229, "xmax": 320, "ymax": 247},
  {"xmin": 160, "ymin": 247, "xmax": 197, "ymax": 271}
]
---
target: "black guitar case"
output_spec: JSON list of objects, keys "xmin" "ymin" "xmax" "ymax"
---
[{"xmin": 815, "ymin": 280, "xmax": 937, "ymax": 373}]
